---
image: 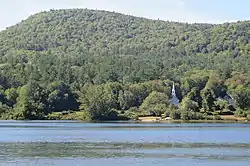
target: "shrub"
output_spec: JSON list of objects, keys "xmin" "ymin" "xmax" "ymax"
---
[
  {"xmin": 47, "ymin": 111, "xmax": 90, "ymax": 121},
  {"xmin": 164, "ymin": 110, "xmax": 171, "ymax": 118},
  {"xmin": 123, "ymin": 111, "xmax": 139, "ymax": 120},
  {"xmin": 180, "ymin": 111, "xmax": 190, "ymax": 120},
  {"xmin": 213, "ymin": 115, "xmax": 222, "ymax": 120},
  {"xmin": 180, "ymin": 111, "xmax": 206, "ymax": 120},
  {"xmin": 170, "ymin": 110, "xmax": 181, "ymax": 120},
  {"xmin": 220, "ymin": 110, "xmax": 234, "ymax": 115},
  {"xmin": 247, "ymin": 114, "xmax": 250, "ymax": 121},
  {"xmin": 234, "ymin": 109, "xmax": 247, "ymax": 117}
]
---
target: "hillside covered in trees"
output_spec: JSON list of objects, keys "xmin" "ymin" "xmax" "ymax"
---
[{"xmin": 0, "ymin": 9, "xmax": 249, "ymax": 120}]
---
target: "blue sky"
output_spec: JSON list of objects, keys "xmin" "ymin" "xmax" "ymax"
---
[{"xmin": 0, "ymin": 0, "xmax": 250, "ymax": 30}]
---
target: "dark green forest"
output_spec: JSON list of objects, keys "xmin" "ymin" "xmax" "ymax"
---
[{"xmin": 0, "ymin": 9, "xmax": 249, "ymax": 120}]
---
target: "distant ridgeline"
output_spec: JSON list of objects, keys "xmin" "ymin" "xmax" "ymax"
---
[{"xmin": 0, "ymin": 9, "xmax": 249, "ymax": 120}]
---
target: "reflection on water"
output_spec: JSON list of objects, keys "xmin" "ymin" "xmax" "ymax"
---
[{"xmin": 0, "ymin": 121, "xmax": 250, "ymax": 166}]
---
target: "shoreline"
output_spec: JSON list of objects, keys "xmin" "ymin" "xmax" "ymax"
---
[
  {"xmin": 136, "ymin": 116, "xmax": 249, "ymax": 123},
  {"xmin": 0, "ymin": 119, "xmax": 249, "ymax": 124},
  {"xmin": 1, "ymin": 113, "xmax": 249, "ymax": 123},
  {"xmin": 135, "ymin": 119, "xmax": 249, "ymax": 124}
]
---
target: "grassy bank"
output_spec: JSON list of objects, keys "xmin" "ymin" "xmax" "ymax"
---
[
  {"xmin": 45, "ymin": 111, "xmax": 249, "ymax": 123},
  {"xmin": 47, "ymin": 111, "xmax": 91, "ymax": 121},
  {"xmin": 1, "ymin": 109, "xmax": 249, "ymax": 123}
]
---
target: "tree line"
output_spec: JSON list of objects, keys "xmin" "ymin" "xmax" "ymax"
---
[{"xmin": 0, "ymin": 9, "xmax": 249, "ymax": 120}]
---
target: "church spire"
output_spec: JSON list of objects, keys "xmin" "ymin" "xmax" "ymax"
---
[
  {"xmin": 172, "ymin": 82, "xmax": 176, "ymax": 96},
  {"xmin": 171, "ymin": 82, "xmax": 179, "ymax": 106}
]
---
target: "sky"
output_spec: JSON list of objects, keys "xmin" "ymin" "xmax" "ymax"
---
[{"xmin": 0, "ymin": 0, "xmax": 250, "ymax": 30}]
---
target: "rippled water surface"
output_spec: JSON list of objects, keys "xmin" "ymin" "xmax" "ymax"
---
[{"xmin": 0, "ymin": 121, "xmax": 250, "ymax": 166}]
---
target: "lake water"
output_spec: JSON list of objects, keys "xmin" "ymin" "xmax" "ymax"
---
[{"xmin": 0, "ymin": 121, "xmax": 250, "ymax": 166}]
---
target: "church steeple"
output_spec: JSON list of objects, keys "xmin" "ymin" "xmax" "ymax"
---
[
  {"xmin": 171, "ymin": 82, "xmax": 179, "ymax": 106},
  {"xmin": 172, "ymin": 82, "xmax": 176, "ymax": 96}
]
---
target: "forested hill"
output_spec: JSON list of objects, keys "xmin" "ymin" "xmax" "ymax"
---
[
  {"xmin": 0, "ymin": 9, "xmax": 249, "ymax": 120},
  {"xmin": 0, "ymin": 9, "xmax": 250, "ymax": 56}
]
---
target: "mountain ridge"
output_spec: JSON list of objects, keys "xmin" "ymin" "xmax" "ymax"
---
[
  {"xmin": 2, "ymin": 8, "xmax": 249, "ymax": 32},
  {"xmin": 0, "ymin": 8, "xmax": 249, "ymax": 57}
]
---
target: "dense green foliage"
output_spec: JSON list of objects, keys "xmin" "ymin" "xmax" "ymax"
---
[{"xmin": 0, "ymin": 9, "xmax": 249, "ymax": 120}]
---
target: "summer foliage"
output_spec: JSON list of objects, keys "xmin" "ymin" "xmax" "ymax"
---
[{"xmin": 0, "ymin": 9, "xmax": 249, "ymax": 120}]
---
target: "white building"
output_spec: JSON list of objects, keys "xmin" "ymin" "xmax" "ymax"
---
[{"xmin": 171, "ymin": 82, "xmax": 179, "ymax": 106}]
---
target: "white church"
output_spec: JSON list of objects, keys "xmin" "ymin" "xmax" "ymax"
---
[{"xmin": 170, "ymin": 82, "xmax": 179, "ymax": 107}]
